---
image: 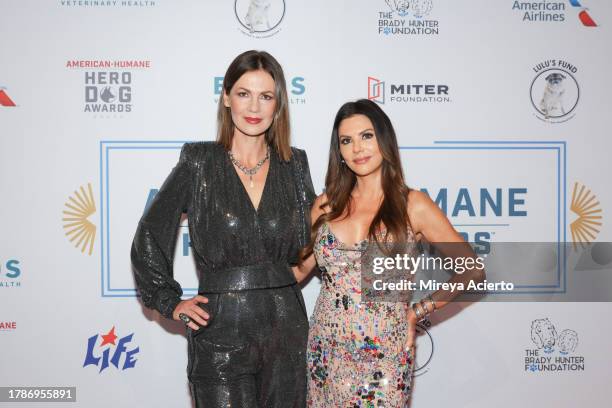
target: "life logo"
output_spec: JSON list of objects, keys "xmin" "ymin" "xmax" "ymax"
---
[
  {"xmin": 367, "ymin": 77, "xmax": 450, "ymax": 105},
  {"xmin": 524, "ymin": 318, "xmax": 585, "ymax": 372},
  {"xmin": 235, "ymin": 0, "xmax": 286, "ymax": 38},
  {"xmin": 83, "ymin": 326, "xmax": 140, "ymax": 373},
  {"xmin": 378, "ymin": 0, "xmax": 439, "ymax": 36},
  {"xmin": 0, "ymin": 86, "xmax": 17, "ymax": 107},
  {"xmin": 512, "ymin": 0, "xmax": 597, "ymax": 26},
  {"xmin": 0, "ymin": 259, "xmax": 21, "ymax": 288},
  {"xmin": 214, "ymin": 76, "xmax": 306, "ymax": 105},
  {"xmin": 530, "ymin": 59, "xmax": 580, "ymax": 123}
]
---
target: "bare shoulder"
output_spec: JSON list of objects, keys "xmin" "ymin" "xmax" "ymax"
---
[{"xmin": 407, "ymin": 189, "xmax": 435, "ymax": 214}]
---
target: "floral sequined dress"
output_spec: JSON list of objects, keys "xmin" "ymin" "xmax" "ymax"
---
[{"xmin": 307, "ymin": 222, "xmax": 416, "ymax": 408}]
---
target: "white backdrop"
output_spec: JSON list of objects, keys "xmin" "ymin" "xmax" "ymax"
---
[{"xmin": 1, "ymin": 1, "xmax": 611, "ymax": 407}]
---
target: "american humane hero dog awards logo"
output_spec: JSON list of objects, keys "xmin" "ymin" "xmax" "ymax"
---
[{"xmin": 530, "ymin": 59, "xmax": 579, "ymax": 123}]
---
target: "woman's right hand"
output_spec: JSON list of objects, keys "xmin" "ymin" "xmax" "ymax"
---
[{"xmin": 172, "ymin": 295, "xmax": 210, "ymax": 330}]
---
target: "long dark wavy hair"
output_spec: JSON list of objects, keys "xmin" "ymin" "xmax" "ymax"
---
[
  {"xmin": 217, "ymin": 50, "xmax": 292, "ymax": 161},
  {"xmin": 304, "ymin": 99, "xmax": 411, "ymax": 257}
]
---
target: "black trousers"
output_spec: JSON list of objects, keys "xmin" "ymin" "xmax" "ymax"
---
[{"xmin": 187, "ymin": 284, "xmax": 309, "ymax": 408}]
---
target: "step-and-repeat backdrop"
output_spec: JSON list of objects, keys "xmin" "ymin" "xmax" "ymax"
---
[{"xmin": 2, "ymin": 1, "xmax": 611, "ymax": 407}]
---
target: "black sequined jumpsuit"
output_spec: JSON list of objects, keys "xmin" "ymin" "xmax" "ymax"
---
[{"xmin": 131, "ymin": 142, "xmax": 315, "ymax": 407}]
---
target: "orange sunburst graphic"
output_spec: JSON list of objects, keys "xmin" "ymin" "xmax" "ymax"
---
[
  {"xmin": 63, "ymin": 183, "xmax": 97, "ymax": 255},
  {"xmin": 570, "ymin": 182, "xmax": 603, "ymax": 250}
]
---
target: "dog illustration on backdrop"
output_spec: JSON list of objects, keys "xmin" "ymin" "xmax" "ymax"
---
[
  {"xmin": 539, "ymin": 72, "xmax": 566, "ymax": 119},
  {"xmin": 411, "ymin": 0, "xmax": 433, "ymax": 18},
  {"xmin": 245, "ymin": 0, "xmax": 271, "ymax": 33},
  {"xmin": 385, "ymin": 0, "xmax": 410, "ymax": 17},
  {"xmin": 558, "ymin": 329, "xmax": 579, "ymax": 354},
  {"xmin": 531, "ymin": 318, "xmax": 557, "ymax": 352}
]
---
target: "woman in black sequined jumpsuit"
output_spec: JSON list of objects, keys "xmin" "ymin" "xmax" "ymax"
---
[{"xmin": 131, "ymin": 51, "xmax": 315, "ymax": 407}]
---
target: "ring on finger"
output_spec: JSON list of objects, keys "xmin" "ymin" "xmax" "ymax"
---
[{"xmin": 178, "ymin": 313, "xmax": 191, "ymax": 325}]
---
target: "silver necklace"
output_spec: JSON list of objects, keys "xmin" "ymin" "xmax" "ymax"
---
[{"xmin": 228, "ymin": 145, "xmax": 270, "ymax": 188}]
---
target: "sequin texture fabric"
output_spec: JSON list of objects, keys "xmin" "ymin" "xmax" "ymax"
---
[{"xmin": 307, "ymin": 222, "xmax": 416, "ymax": 407}]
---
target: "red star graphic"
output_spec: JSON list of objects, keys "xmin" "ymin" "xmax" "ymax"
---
[{"xmin": 100, "ymin": 326, "xmax": 118, "ymax": 347}]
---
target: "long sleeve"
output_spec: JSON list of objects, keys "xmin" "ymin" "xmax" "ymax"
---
[
  {"xmin": 131, "ymin": 143, "xmax": 193, "ymax": 319},
  {"xmin": 292, "ymin": 148, "xmax": 317, "ymax": 256},
  {"xmin": 298, "ymin": 149, "xmax": 316, "ymax": 212}
]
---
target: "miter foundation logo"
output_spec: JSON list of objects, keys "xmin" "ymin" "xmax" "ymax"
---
[{"xmin": 368, "ymin": 76, "xmax": 450, "ymax": 104}]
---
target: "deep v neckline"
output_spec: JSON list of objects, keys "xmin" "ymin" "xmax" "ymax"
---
[{"xmin": 227, "ymin": 147, "xmax": 273, "ymax": 214}]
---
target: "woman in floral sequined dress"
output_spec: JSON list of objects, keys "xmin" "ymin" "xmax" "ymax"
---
[{"xmin": 294, "ymin": 99, "xmax": 485, "ymax": 407}]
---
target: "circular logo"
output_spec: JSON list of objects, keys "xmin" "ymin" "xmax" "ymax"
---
[
  {"xmin": 413, "ymin": 320, "xmax": 434, "ymax": 376},
  {"xmin": 530, "ymin": 68, "xmax": 579, "ymax": 123},
  {"xmin": 235, "ymin": 0, "xmax": 285, "ymax": 35}
]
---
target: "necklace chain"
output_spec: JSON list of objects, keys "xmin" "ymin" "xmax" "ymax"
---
[{"xmin": 228, "ymin": 145, "xmax": 270, "ymax": 188}]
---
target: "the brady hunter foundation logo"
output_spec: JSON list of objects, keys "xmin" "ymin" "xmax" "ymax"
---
[
  {"xmin": 83, "ymin": 326, "xmax": 140, "ymax": 373},
  {"xmin": 59, "ymin": 1, "xmax": 157, "ymax": 8},
  {"xmin": 66, "ymin": 59, "xmax": 151, "ymax": 118},
  {"xmin": 0, "ymin": 258, "xmax": 21, "ymax": 288},
  {"xmin": 0, "ymin": 321, "xmax": 17, "ymax": 332},
  {"xmin": 530, "ymin": 59, "xmax": 579, "ymax": 123},
  {"xmin": 570, "ymin": 182, "xmax": 602, "ymax": 250},
  {"xmin": 367, "ymin": 76, "xmax": 450, "ymax": 104},
  {"xmin": 214, "ymin": 75, "xmax": 306, "ymax": 105},
  {"xmin": 511, "ymin": 0, "xmax": 597, "ymax": 26},
  {"xmin": 235, "ymin": 0, "xmax": 286, "ymax": 38},
  {"xmin": 0, "ymin": 87, "xmax": 17, "ymax": 107},
  {"xmin": 378, "ymin": 0, "xmax": 438, "ymax": 36},
  {"xmin": 525, "ymin": 318, "xmax": 584, "ymax": 372},
  {"xmin": 63, "ymin": 183, "xmax": 97, "ymax": 256}
]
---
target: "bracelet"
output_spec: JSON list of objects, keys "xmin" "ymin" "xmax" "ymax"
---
[
  {"xmin": 412, "ymin": 302, "xmax": 423, "ymax": 320},
  {"xmin": 426, "ymin": 294, "xmax": 436, "ymax": 311}
]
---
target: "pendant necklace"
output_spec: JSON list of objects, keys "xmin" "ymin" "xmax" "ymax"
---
[{"xmin": 228, "ymin": 145, "xmax": 270, "ymax": 188}]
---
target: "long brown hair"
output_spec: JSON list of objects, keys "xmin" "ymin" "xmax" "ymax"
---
[
  {"xmin": 216, "ymin": 50, "xmax": 292, "ymax": 161},
  {"xmin": 305, "ymin": 99, "xmax": 411, "ymax": 256}
]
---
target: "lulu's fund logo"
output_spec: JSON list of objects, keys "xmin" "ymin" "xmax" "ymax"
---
[
  {"xmin": 83, "ymin": 326, "xmax": 139, "ymax": 373},
  {"xmin": 235, "ymin": 0, "xmax": 286, "ymax": 38},
  {"xmin": 570, "ymin": 182, "xmax": 602, "ymax": 250},
  {"xmin": 63, "ymin": 183, "xmax": 96, "ymax": 256},
  {"xmin": 525, "ymin": 318, "xmax": 584, "ymax": 372}
]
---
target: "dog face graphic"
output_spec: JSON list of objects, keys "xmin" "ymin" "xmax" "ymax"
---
[
  {"xmin": 245, "ymin": 0, "xmax": 272, "ymax": 33},
  {"xmin": 531, "ymin": 318, "xmax": 557, "ymax": 350},
  {"xmin": 412, "ymin": 0, "xmax": 433, "ymax": 18},
  {"xmin": 539, "ymin": 72, "xmax": 566, "ymax": 118},
  {"xmin": 558, "ymin": 329, "xmax": 579, "ymax": 354},
  {"xmin": 385, "ymin": 0, "xmax": 410, "ymax": 16}
]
